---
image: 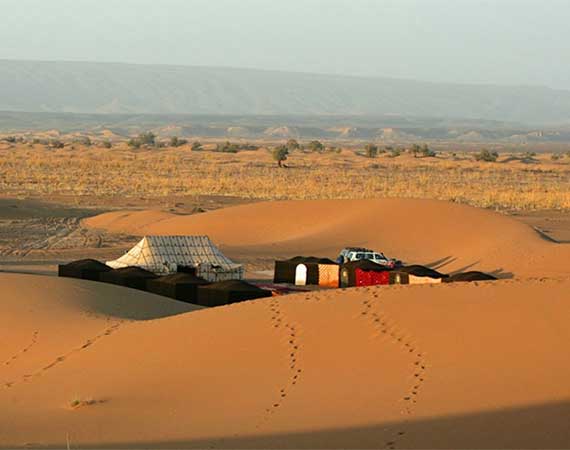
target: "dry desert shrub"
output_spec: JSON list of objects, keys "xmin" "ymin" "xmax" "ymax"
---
[{"xmin": 0, "ymin": 145, "xmax": 569, "ymax": 211}]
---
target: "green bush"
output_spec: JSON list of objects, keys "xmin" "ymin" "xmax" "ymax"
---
[
  {"xmin": 474, "ymin": 149, "xmax": 499, "ymax": 162},
  {"xmin": 127, "ymin": 138, "xmax": 141, "ymax": 149},
  {"xmin": 420, "ymin": 144, "xmax": 436, "ymax": 157},
  {"xmin": 308, "ymin": 140, "xmax": 325, "ymax": 153},
  {"xmin": 389, "ymin": 148, "xmax": 402, "ymax": 158},
  {"xmin": 49, "ymin": 139, "xmax": 65, "ymax": 149},
  {"xmin": 215, "ymin": 141, "xmax": 239, "ymax": 153},
  {"xmin": 74, "ymin": 136, "xmax": 91, "ymax": 146},
  {"xmin": 169, "ymin": 136, "xmax": 188, "ymax": 148},
  {"xmin": 286, "ymin": 139, "xmax": 300, "ymax": 151},
  {"xmin": 364, "ymin": 143, "xmax": 378, "ymax": 158}
]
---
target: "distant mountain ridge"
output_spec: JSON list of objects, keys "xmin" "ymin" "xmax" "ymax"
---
[{"xmin": 1, "ymin": 60, "xmax": 570, "ymax": 125}]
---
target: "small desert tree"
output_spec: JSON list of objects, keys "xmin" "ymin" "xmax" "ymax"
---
[
  {"xmin": 364, "ymin": 143, "xmax": 378, "ymax": 158},
  {"xmin": 169, "ymin": 136, "xmax": 188, "ymax": 148},
  {"xmin": 474, "ymin": 149, "xmax": 499, "ymax": 162},
  {"xmin": 308, "ymin": 140, "xmax": 325, "ymax": 153},
  {"xmin": 216, "ymin": 141, "xmax": 239, "ymax": 153},
  {"xmin": 128, "ymin": 131, "xmax": 156, "ymax": 148},
  {"xmin": 410, "ymin": 144, "xmax": 422, "ymax": 158},
  {"xmin": 272, "ymin": 145, "xmax": 289, "ymax": 167},
  {"xmin": 191, "ymin": 141, "xmax": 203, "ymax": 151},
  {"xmin": 127, "ymin": 138, "xmax": 141, "ymax": 149},
  {"xmin": 286, "ymin": 139, "xmax": 300, "ymax": 151},
  {"xmin": 420, "ymin": 144, "xmax": 436, "ymax": 157},
  {"xmin": 49, "ymin": 139, "xmax": 65, "ymax": 149},
  {"xmin": 389, "ymin": 148, "xmax": 402, "ymax": 158}
]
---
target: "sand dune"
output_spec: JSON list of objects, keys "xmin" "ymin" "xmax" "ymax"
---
[
  {"xmin": 1, "ymin": 273, "xmax": 569, "ymax": 449},
  {"xmin": 85, "ymin": 199, "xmax": 570, "ymax": 278}
]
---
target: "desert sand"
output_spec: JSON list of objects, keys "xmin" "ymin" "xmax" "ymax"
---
[
  {"xmin": 1, "ymin": 275, "xmax": 569, "ymax": 448},
  {"xmin": 2, "ymin": 199, "xmax": 570, "ymax": 449}
]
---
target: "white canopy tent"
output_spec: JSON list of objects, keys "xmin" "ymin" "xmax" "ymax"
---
[{"xmin": 106, "ymin": 236, "xmax": 244, "ymax": 282}]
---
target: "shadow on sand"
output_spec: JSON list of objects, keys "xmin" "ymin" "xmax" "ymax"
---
[
  {"xmin": 425, "ymin": 256, "xmax": 514, "ymax": 279},
  {"xmin": 42, "ymin": 400, "xmax": 570, "ymax": 450}
]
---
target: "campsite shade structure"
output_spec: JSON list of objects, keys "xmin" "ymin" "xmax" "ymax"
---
[
  {"xmin": 340, "ymin": 260, "xmax": 392, "ymax": 288},
  {"xmin": 445, "ymin": 271, "xmax": 497, "ymax": 282},
  {"xmin": 398, "ymin": 265, "xmax": 449, "ymax": 279},
  {"xmin": 106, "ymin": 236, "xmax": 244, "ymax": 282},
  {"xmin": 58, "ymin": 259, "xmax": 112, "ymax": 281},
  {"xmin": 274, "ymin": 256, "xmax": 338, "ymax": 286},
  {"xmin": 196, "ymin": 280, "xmax": 272, "ymax": 307},
  {"xmin": 146, "ymin": 273, "xmax": 210, "ymax": 303}
]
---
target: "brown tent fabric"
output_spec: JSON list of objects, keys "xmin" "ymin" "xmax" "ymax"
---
[
  {"xmin": 58, "ymin": 259, "xmax": 112, "ymax": 282},
  {"xmin": 196, "ymin": 280, "xmax": 272, "ymax": 307},
  {"xmin": 399, "ymin": 265, "xmax": 449, "ymax": 279},
  {"xmin": 446, "ymin": 271, "xmax": 498, "ymax": 282},
  {"xmin": 99, "ymin": 267, "xmax": 158, "ymax": 291},
  {"xmin": 146, "ymin": 273, "xmax": 209, "ymax": 303}
]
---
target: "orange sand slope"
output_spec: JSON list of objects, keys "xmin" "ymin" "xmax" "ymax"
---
[
  {"xmin": 85, "ymin": 199, "xmax": 570, "ymax": 278},
  {"xmin": 1, "ymin": 273, "xmax": 569, "ymax": 449}
]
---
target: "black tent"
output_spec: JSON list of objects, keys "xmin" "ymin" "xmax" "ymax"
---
[
  {"xmin": 399, "ymin": 265, "xmax": 449, "ymax": 279},
  {"xmin": 58, "ymin": 259, "xmax": 112, "ymax": 281},
  {"xmin": 146, "ymin": 273, "xmax": 209, "ymax": 303},
  {"xmin": 274, "ymin": 256, "xmax": 337, "ymax": 285},
  {"xmin": 99, "ymin": 267, "xmax": 158, "ymax": 291},
  {"xmin": 340, "ymin": 260, "xmax": 390, "ymax": 287},
  {"xmin": 196, "ymin": 280, "xmax": 272, "ymax": 307},
  {"xmin": 445, "ymin": 271, "xmax": 497, "ymax": 283},
  {"xmin": 389, "ymin": 271, "xmax": 410, "ymax": 285}
]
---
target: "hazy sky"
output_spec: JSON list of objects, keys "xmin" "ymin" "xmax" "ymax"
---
[{"xmin": 2, "ymin": 0, "xmax": 569, "ymax": 89}]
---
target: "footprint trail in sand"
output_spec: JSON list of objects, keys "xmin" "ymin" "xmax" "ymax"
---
[
  {"xmin": 256, "ymin": 297, "xmax": 302, "ymax": 430},
  {"xmin": 361, "ymin": 289, "xmax": 430, "ymax": 450},
  {"xmin": 3, "ymin": 331, "xmax": 39, "ymax": 367},
  {"xmin": 2, "ymin": 322, "xmax": 122, "ymax": 390}
]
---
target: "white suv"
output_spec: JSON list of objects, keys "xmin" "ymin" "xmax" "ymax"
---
[{"xmin": 338, "ymin": 247, "xmax": 401, "ymax": 268}]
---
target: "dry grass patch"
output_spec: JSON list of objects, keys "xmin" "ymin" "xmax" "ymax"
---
[{"xmin": 1, "ymin": 144, "xmax": 569, "ymax": 211}]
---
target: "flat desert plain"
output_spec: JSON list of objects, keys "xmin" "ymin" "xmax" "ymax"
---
[{"xmin": 1, "ymin": 197, "xmax": 569, "ymax": 449}]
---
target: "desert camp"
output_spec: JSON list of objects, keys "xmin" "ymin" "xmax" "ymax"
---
[
  {"xmin": 2, "ymin": 2, "xmax": 570, "ymax": 448},
  {"xmin": 57, "ymin": 232, "xmax": 499, "ymax": 309}
]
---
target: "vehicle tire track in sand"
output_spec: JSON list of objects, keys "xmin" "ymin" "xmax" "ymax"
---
[
  {"xmin": 2, "ymin": 321, "xmax": 123, "ymax": 390},
  {"xmin": 361, "ymin": 289, "xmax": 430, "ymax": 450},
  {"xmin": 255, "ymin": 297, "xmax": 302, "ymax": 430},
  {"xmin": 3, "ymin": 331, "xmax": 39, "ymax": 367}
]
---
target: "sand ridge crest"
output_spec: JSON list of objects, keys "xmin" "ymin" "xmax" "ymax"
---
[{"xmin": 84, "ymin": 198, "xmax": 570, "ymax": 278}]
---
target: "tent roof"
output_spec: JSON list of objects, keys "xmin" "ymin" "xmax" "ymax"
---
[
  {"xmin": 399, "ymin": 265, "xmax": 448, "ymax": 279},
  {"xmin": 199, "ymin": 280, "xmax": 268, "ymax": 293},
  {"xmin": 285, "ymin": 256, "xmax": 337, "ymax": 265},
  {"xmin": 61, "ymin": 259, "xmax": 111, "ymax": 271},
  {"xmin": 150, "ymin": 273, "xmax": 209, "ymax": 285},
  {"xmin": 107, "ymin": 236, "xmax": 242, "ymax": 272},
  {"xmin": 342, "ymin": 260, "xmax": 389, "ymax": 272},
  {"xmin": 104, "ymin": 267, "xmax": 158, "ymax": 279}
]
